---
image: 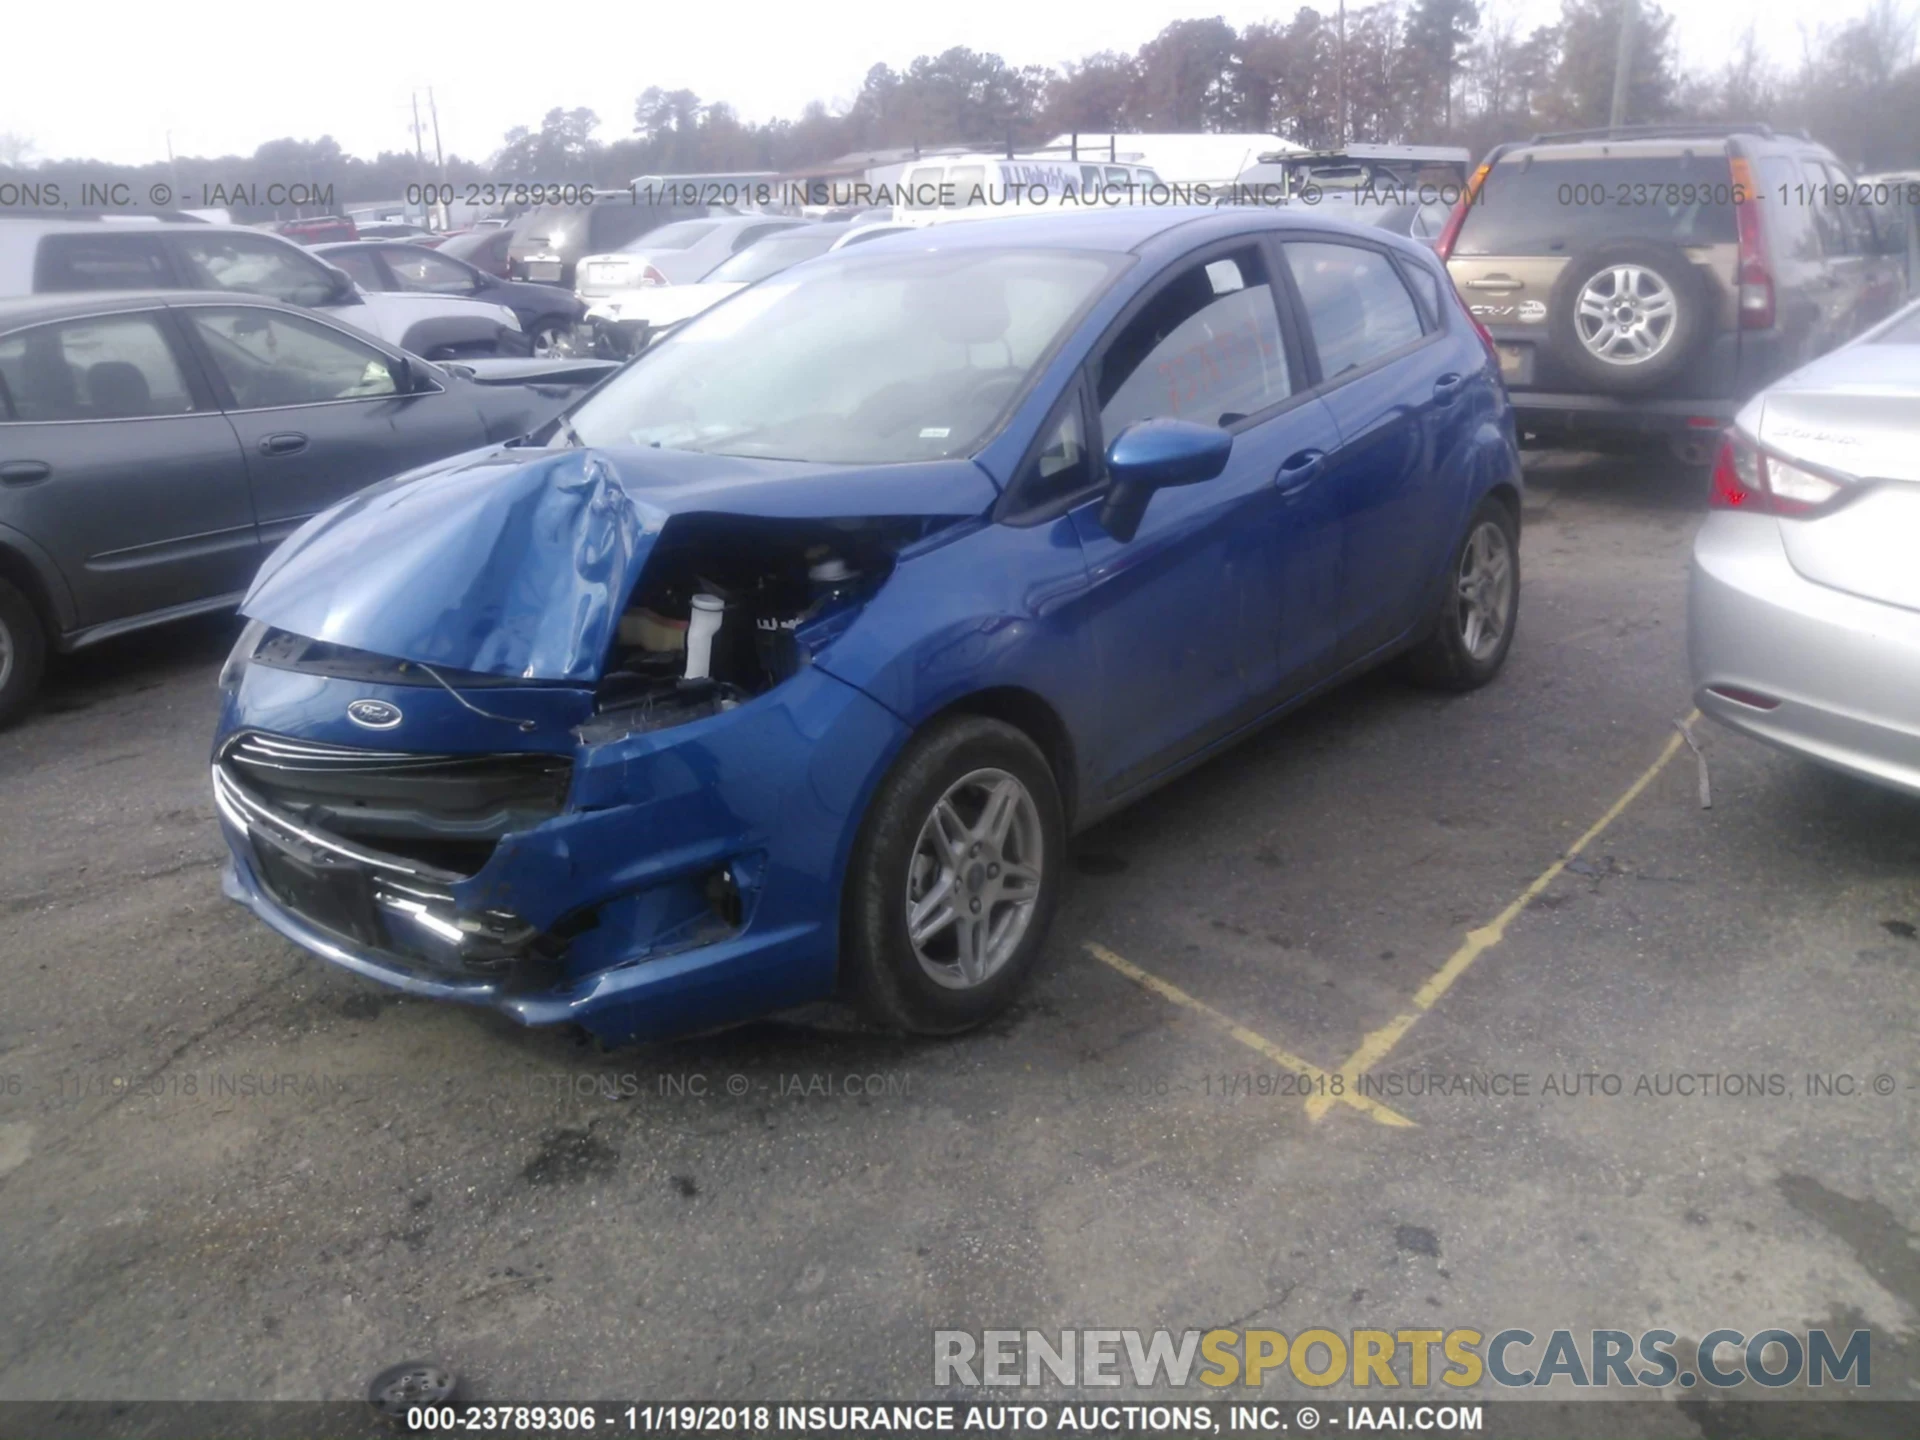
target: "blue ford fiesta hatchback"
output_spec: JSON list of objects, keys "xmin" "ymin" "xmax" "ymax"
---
[{"xmin": 212, "ymin": 207, "xmax": 1523, "ymax": 1043}]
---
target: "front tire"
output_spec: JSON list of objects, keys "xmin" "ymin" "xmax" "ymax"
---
[
  {"xmin": 1400, "ymin": 496, "xmax": 1519, "ymax": 692},
  {"xmin": 0, "ymin": 577, "xmax": 48, "ymax": 728},
  {"xmin": 843, "ymin": 716, "xmax": 1065, "ymax": 1034}
]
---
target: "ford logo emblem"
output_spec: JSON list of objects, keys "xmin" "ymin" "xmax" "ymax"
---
[{"xmin": 346, "ymin": 699, "xmax": 403, "ymax": 730}]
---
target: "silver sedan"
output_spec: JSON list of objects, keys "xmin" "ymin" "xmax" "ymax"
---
[{"xmin": 1690, "ymin": 299, "xmax": 1920, "ymax": 796}]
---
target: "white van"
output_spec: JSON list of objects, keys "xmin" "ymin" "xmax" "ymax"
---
[{"xmin": 880, "ymin": 155, "xmax": 1165, "ymax": 213}]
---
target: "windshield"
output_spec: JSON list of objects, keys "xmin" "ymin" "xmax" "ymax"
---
[
  {"xmin": 567, "ymin": 247, "xmax": 1120, "ymax": 464},
  {"xmin": 703, "ymin": 231, "xmax": 840, "ymax": 285},
  {"xmin": 1454, "ymin": 154, "xmax": 1739, "ymax": 255}
]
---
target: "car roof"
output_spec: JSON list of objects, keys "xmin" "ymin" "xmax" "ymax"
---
[
  {"xmin": 847, "ymin": 205, "xmax": 1414, "ymax": 255},
  {"xmin": 0, "ymin": 289, "xmax": 293, "ymax": 329}
]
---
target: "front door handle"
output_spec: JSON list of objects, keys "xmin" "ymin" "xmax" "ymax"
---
[
  {"xmin": 258, "ymin": 432, "xmax": 308, "ymax": 457},
  {"xmin": 0, "ymin": 460, "xmax": 52, "ymax": 486},
  {"xmin": 1275, "ymin": 448, "xmax": 1326, "ymax": 494},
  {"xmin": 1433, "ymin": 372, "xmax": 1469, "ymax": 404}
]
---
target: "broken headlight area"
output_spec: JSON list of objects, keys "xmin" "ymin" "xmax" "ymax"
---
[{"xmin": 578, "ymin": 514, "xmax": 945, "ymax": 742}]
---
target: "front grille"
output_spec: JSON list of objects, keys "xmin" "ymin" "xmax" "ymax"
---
[{"xmin": 220, "ymin": 732, "xmax": 571, "ymax": 878}]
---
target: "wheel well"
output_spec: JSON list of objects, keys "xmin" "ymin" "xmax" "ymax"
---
[
  {"xmin": 0, "ymin": 547, "xmax": 59, "ymax": 642},
  {"xmin": 1486, "ymin": 480, "xmax": 1522, "ymax": 533},
  {"xmin": 935, "ymin": 687, "xmax": 1079, "ymax": 829}
]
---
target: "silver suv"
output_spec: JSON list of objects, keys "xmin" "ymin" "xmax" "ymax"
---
[
  {"xmin": 1439, "ymin": 124, "xmax": 1912, "ymax": 460},
  {"xmin": 0, "ymin": 216, "xmax": 525, "ymax": 359}
]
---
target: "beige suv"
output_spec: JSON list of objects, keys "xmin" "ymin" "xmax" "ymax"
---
[{"xmin": 1437, "ymin": 123, "xmax": 1911, "ymax": 461}]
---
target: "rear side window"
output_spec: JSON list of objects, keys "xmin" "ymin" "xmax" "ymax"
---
[
  {"xmin": 185, "ymin": 307, "xmax": 399, "ymax": 409},
  {"xmin": 1285, "ymin": 242, "xmax": 1424, "ymax": 378},
  {"xmin": 172, "ymin": 232, "xmax": 338, "ymax": 307},
  {"xmin": 1454, "ymin": 154, "xmax": 1739, "ymax": 256},
  {"xmin": 1099, "ymin": 247, "xmax": 1292, "ymax": 434},
  {"xmin": 34, "ymin": 233, "xmax": 173, "ymax": 291},
  {"xmin": 0, "ymin": 313, "xmax": 196, "ymax": 421},
  {"xmin": 588, "ymin": 206, "xmax": 686, "ymax": 253}
]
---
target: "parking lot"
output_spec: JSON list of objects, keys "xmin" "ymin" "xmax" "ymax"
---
[{"xmin": 0, "ymin": 451, "xmax": 1913, "ymax": 1417}]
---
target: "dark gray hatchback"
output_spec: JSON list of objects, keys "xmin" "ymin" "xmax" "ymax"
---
[{"xmin": 0, "ymin": 292, "xmax": 614, "ymax": 723}]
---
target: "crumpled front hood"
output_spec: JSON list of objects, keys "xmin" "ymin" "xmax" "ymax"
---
[{"xmin": 242, "ymin": 444, "xmax": 997, "ymax": 683}]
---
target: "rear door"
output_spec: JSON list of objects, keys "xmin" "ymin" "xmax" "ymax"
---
[
  {"xmin": 1282, "ymin": 238, "xmax": 1467, "ymax": 660},
  {"xmin": 0, "ymin": 308, "xmax": 257, "ymax": 627},
  {"xmin": 175, "ymin": 303, "xmax": 486, "ymax": 545}
]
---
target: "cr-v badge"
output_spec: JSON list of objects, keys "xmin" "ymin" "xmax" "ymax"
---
[{"xmin": 346, "ymin": 699, "xmax": 403, "ymax": 730}]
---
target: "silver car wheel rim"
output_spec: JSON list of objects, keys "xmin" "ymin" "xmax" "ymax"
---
[
  {"xmin": 1574, "ymin": 265, "xmax": 1678, "ymax": 364},
  {"xmin": 906, "ymin": 767, "xmax": 1044, "ymax": 990},
  {"xmin": 532, "ymin": 326, "xmax": 564, "ymax": 358},
  {"xmin": 1457, "ymin": 521, "xmax": 1514, "ymax": 662}
]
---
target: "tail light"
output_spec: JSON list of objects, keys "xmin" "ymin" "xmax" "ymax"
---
[
  {"xmin": 1433, "ymin": 161, "xmax": 1490, "ymax": 264},
  {"xmin": 1709, "ymin": 433, "xmax": 1847, "ymax": 515},
  {"xmin": 640, "ymin": 264, "xmax": 669, "ymax": 286},
  {"xmin": 1729, "ymin": 157, "xmax": 1774, "ymax": 330}
]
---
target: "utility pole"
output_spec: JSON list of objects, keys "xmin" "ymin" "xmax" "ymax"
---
[
  {"xmin": 1607, "ymin": 0, "xmax": 1637, "ymax": 130},
  {"xmin": 428, "ymin": 88, "xmax": 449, "ymax": 230},
  {"xmin": 1337, "ymin": 0, "xmax": 1348, "ymax": 147},
  {"xmin": 411, "ymin": 91, "xmax": 428, "ymax": 221}
]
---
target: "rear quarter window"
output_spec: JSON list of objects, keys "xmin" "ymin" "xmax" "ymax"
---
[{"xmin": 1455, "ymin": 154, "xmax": 1740, "ymax": 256}]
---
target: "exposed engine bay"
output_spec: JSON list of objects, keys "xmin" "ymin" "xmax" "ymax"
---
[{"xmin": 580, "ymin": 514, "xmax": 947, "ymax": 741}]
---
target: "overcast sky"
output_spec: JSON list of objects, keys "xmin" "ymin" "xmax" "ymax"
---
[{"xmin": 5, "ymin": 0, "xmax": 1888, "ymax": 167}]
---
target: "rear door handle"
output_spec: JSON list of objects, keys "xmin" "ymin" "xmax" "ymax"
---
[
  {"xmin": 1464, "ymin": 276, "xmax": 1523, "ymax": 292},
  {"xmin": 1433, "ymin": 372, "xmax": 1469, "ymax": 404},
  {"xmin": 0, "ymin": 460, "xmax": 52, "ymax": 486},
  {"xmin": 258, "ymin": 432, "xmax": 308, "ymax": 456},
  {"xmin": 1275, "ymin": 448, "xmax": 1326, "ymax": 494}
]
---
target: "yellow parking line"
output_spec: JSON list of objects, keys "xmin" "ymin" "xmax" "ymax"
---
[
  {"xmin": 1303, "ymin": 717, "xmax": 1695, "ymax": 1122},
  {"xmin": 1084, "ymin": 943, "xmax": 1415, "ymax": 1128}
]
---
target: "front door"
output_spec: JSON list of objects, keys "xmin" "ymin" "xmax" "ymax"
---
[
  {"xmin": 176, "ymin": 304, "xmax": 488, "ymax": 545},
  {"xmin": 0, "ymin": 308, "xmax": 257, "ymax": 629},
  {"xmin": 1071, "ymin": 241, "xmax": 1344, "ymax": 800}
]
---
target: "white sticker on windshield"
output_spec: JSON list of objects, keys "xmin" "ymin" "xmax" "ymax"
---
[{"xmin": 919, "ymin": 427, "xmax": 952, "ymax": 438}]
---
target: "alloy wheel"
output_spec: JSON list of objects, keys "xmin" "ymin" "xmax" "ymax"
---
[
  {"xmin": 1574, "ymin": 265, "xmax": 1678, "ymax": 364},
  {"xmin": 1457, "ymin": 520, "xmax": 1514, "ymax": 662},
  {"xmin": 905, "ymin": 767, "xmax": 1044, "ymax": 989}
]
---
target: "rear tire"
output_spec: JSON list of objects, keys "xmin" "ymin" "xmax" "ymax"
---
[
  {"xmin": 0, "ymin": 577, "xmax": 48, "ymax": 728},
  {"xmin": 842, "ymin": 716, "xmax": 1065, "ymax": 1034},
  {"xmin": 1400, "ymin": 496, "xmax": 1520, "ymax": 692}
]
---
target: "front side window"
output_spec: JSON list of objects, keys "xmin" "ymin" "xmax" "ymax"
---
[
  {"xmin": 1285, "ymin": 242, "xmax": 1424, "ymax": 379},
  {"xmin": 186, "ymin": 307, "xmax": 399, "ymax": 409},
  {"xmin": 567, "ymin": 247, "xmax": 1120, "ymax": 465},
  {"xmin": 1015, "ymin": 398, "xmax": 1094, "ymax": 511},
  {"xmin": 1097, "ymin": 247, "xmax": 1291, "ymax": 436},
  {"xmin": 0, "ymin": 313, "xmax": 195, "ymax": 422},
  {"xmin": 382, "ymin": 247, "xmax": 476, "ymax": 294},
  {"xmin": 172, "ymin": 233, "xmax": 339, "ymax": 308}
]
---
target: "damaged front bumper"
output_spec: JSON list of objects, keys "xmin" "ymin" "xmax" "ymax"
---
[{"xmin": 213, "ymin": 661, "xmax": 907, "ymax": 1042}]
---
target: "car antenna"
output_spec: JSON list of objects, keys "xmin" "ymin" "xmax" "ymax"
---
[{"xmin": 400, "ymin": 661, "xmax": 538, "ymax": 732}]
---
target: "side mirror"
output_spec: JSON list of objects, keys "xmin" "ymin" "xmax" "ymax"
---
[
  {"xmin": 387, "ymin": 355, "xmax": 415, "ymax": 394},
  {"xmin": 1097, "ymin": 418, "xmax": 1233, "ymax": 543},
  {"xmin": 322, "ymin": 266, "xmax": 361, "ymax": 306}
]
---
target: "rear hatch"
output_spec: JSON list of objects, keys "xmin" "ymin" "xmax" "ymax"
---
[
  {"xmin": 1446, "ymin": 147, "xmax": 1740, "ymax": 391},
  {"xmin": 508, "ymin": 206, "xmax": 583, "ymax": 284},
  {"xmin": 1759, "ymin": 333, "xmax": 1920, "ymax": 612}
]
